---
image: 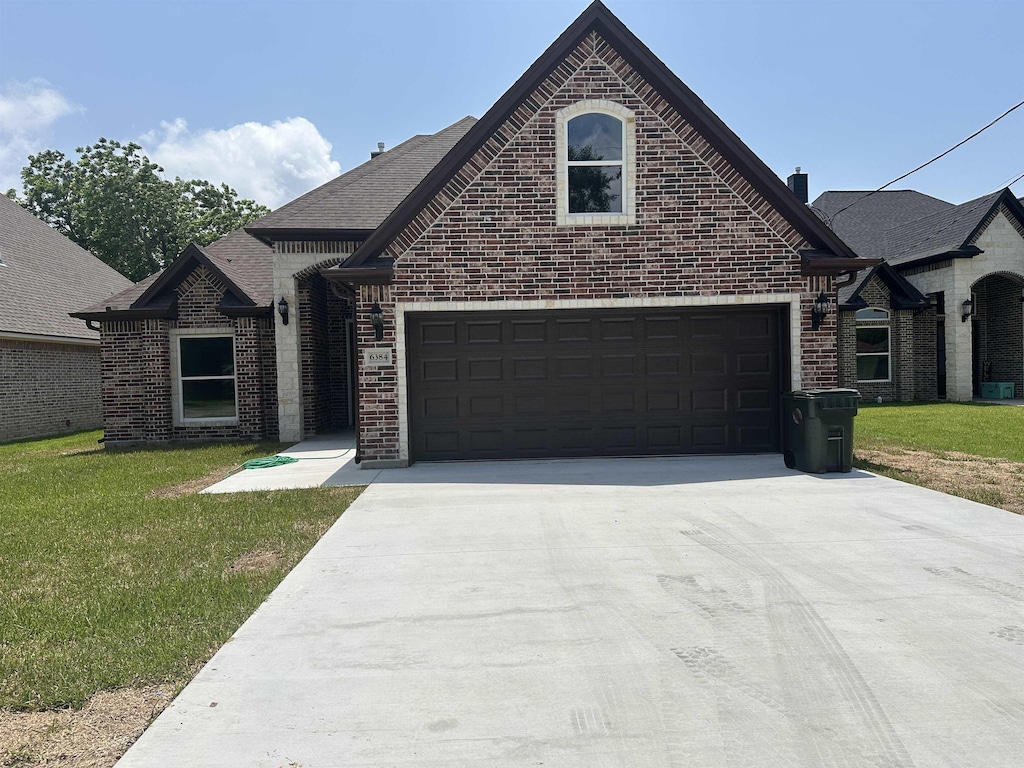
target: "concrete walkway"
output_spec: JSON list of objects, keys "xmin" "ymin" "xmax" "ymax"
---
[
  {"xmin": 120, "ymin": 456, "xmax": 1024, "ymax": 767},
  {"xmin": 202, "ymin": 432, "xmax": 379, "ymax": 493}
]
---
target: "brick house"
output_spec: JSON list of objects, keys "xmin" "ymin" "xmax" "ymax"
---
[
  {"xmin": 73, "ymin": 1, "xmax": 874, "ymax": 464},
  {"xmin": 0, "ymin": 194, "xmax": 133, "ymax": 442},
  {"xmin": 812, "ymin": 187, "xmax": 1024, "ymax": 402}
]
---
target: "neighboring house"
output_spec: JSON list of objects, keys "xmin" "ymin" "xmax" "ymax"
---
[
  {"xmin": 72, "ymin": 1, "xmax": 872, "ymax": 465},
  {"xmin": 0, "ymin": 195, "xmax": 133, "ymax": 442},
  {"xmin": 811, "ymin": 187, "xmax": 1024, "ymax": 402}
]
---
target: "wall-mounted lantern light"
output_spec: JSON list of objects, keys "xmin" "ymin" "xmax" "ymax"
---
[
  {"xmin": 810, "ymin": 292, "xmax": 831, "ymax": 331},
  {"xmin": 369, "ymin": 302, "xmax": 384, "ymax": 341},
  {"xmin": 961, "ymin": 297, "xmax": 973, "ymax": 323},
  {"xmin": 277, "ymin": 297, "xmax": 289, "ymax": 326}
]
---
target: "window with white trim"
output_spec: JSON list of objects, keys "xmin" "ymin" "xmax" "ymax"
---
[
  {"xmin": 555, "ymin": 101, "xmax": 636, "ymax": 226},
  {"xmin": 177, "ymin": 335, "xmax": 237, "ymax": 421},
  {"xmin": 855, "ymin": 307, "xmax": 890, "ymax": 382}
]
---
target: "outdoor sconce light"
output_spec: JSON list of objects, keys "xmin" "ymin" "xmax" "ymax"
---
[
  {"xmin": 810, "ymin": 292, "xmax": 831, "ymax": 331},
  {"xmin": 961, "ymin": 298, "xmax": 974, "ymax": 323},
  {"xmin": 369, "ymin": 302, "xmax": 384, "ymax": 341},
  {"xmin": 277, "ymin": 297, "xmax": 289, "ymax": 326}
]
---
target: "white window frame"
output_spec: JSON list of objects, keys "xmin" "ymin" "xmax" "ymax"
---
[
  {"xmin": 855, "ymin": 307, "xmax": 891, "ymax": 383},
  {"xmin": 170, "ymin": 329, "xmax": 238, "ymax": 425},
  {"xmin": 556, "ymin": 100, "xmax": 636, "ymax": 226}
]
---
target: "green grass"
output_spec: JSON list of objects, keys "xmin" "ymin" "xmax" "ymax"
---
[
  {"xmin": 0, "ymin": 431, "xmax": 363, "ymax": 711},
  {"xmin": 855, "ymin": 402, "xmax": 1024, "ymax": 462}
]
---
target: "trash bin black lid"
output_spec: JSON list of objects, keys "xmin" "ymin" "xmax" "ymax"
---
[{"xmin": 786, "ymin": 388, "xmax": 861, "ymax": 398}]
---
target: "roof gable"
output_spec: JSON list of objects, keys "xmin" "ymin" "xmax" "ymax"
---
[
  {"xmin": 0, "ymin": 195, "xmax": 133, "ymax": 340},
  {"xmin": 341, "ymin": 0, "xmax": 858, "ymax": 269},
  {"xmin": 838, "ymin": 262, "xmax": 929, "ymax": 310},
  {"xmin": 73, "ymin": 228, "xmax": 274, "ymax": 318},
  {"xmin": 131, "ymin": 243, "xmax": 256, "ymax": 311}
]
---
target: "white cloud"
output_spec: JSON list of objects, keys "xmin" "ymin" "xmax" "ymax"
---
[
  {"xmin": 141, "ymin": 117, "xmax": 341, "ymax": 209},
  {"xmin": 0, "ymin": 79, "xmax": 82, "ymax": 192}
]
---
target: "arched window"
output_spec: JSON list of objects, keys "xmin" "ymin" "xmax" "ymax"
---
[
  {"xmin": 855, "ymin": 307, "xmax": 890, "ymax": 382},
  {"xmin": 556, "ymin": 101, "xmax": 636, "ymax": 225}
]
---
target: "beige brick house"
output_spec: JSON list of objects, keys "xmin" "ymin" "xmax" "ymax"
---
[
  {"xmin": 73, "ymin": 1, "xmax": 875, "ymax": 464},
  {"xmin": 813, "ymin": 188, "xmax": 1024, "ymax": 402},
  {"xmin": 0, "ymin": 195, "xmax": 132, "ymax": 442}
]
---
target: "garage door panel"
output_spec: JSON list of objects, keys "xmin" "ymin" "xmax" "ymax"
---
[
  {"xmin": 466, "ymin": 321, "xmax": 502, "ymax": 343},
  {"xmin": 736, "ymin": 312, "xmax": 773, "ymax": 338},
  {"xmin": 736, "ymin": 352, "xmax": 772, "ymax": 374},
  {"xmin": 418, "ymin": 322, "xmax": 457, "ymax": 345},
  {"xmin": 556, "ymin": 319, "xmax": 591, "ymax": 341},
  {"xmin": 737, "ymin": 389, "xmax": 771, "ymax": 411},
  {"xmin": 601, "ymin": 354, "xmax": 637, "ymax": 377},
  {"xmin": 407, "ymin": 307, "xmax": 782, "ymax": 461},
  {"xmin": 421, "ymin": 358, "xmax": 458, "ymax": 382},
  {"xmin": 691, "ymin": 389, "xmax": 727, "ymax": 412},
  {"xmin": 647, "ymin": 353, "xmax": 681, "ymax": 376},
  {"xmin": 511, "ymin": 320, "xmax": 546, "ymax": 342},
  {"xmin": 692, "ymin": 424, "xmax": 728, "ymax": 450},
  {"xmin": 691, "ymin": 352, "xmax": 726, "ymax": 375}
]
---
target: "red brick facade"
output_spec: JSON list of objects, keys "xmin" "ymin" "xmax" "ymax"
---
[
  {"xmin": 0, "ymin": 337, "xmax": 103, "ymax": 442},
  {"xmin": 355, "ymin": 32, "xmax": 837, "ymax": 462},
  {"xmin": 98, "ymin": 266, "xmax": 277, "ymax": 446}
]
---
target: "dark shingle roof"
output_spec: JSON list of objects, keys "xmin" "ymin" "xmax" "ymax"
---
[
  {"xmin": 75, "ymin": 228, "xmax": 273, "ymax": 313},
  {"xmin": 0, "ymin": 195, "xmax": 133, "ymax": 340},
  {"xmin": 884, "ymin": 191, "xmax": 1002, "ymax": 266},
  {"xmin": 250, "ymin": 117, "xmax": 478, "ymax": 232},
  {"xmin": 811, "ymin": 190, "xmax": 954, "ymax": 259},
  {"xmin": 813, "ymin": 189, "xmax": 1016, "ymax": 269}
]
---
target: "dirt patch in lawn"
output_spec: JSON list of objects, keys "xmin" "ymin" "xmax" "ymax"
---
[
  {"xmin": 856, "ymin": 447, "xmax": 1024, "ymax": 515},
  {"xmin": 147, "ymin": 467, "xmax": 234, "ymax": 499},
  {"xmin": 0, "ymin": 683, "xmax": 178, "ymax": 767},
  {"xmin": 224, "ymin": 548, "xmax": 283, "ymax": 575}
]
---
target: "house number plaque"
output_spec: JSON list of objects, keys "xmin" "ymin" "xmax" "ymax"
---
[{"xmin": 363, "ymin": 348, "xmax": 393, "ymax": 366}]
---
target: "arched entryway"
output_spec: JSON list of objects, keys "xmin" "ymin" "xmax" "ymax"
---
[{"xmin": 971, "ymin": 272, "xmax": 1024, "ymax": 397}]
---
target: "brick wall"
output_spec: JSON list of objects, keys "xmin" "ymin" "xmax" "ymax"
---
[
  {"xmin": 356, "ymin": 31, "xmax": 834, "ymax": 462},
  {"xmin": 98, "ymin": 265, "xmax": 277, "ymax": 445},
  {"xmin": 975, "ymin": 274, "xmax": 1023, "ymax": 395},
  {"xmin": 0, "ymin": 338, "xmax": 103, "ymax": 442}
]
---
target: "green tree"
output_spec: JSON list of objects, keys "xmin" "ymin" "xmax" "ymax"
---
[{"xmin": 9, "ymin": 139, "xmax": 269, "ymax": 281}]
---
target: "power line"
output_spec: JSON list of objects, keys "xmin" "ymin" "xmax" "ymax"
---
[
  {"xmin": 992, "ymin": 169, "xmax": 1024, "ymax": 193},
  {"xmin": 830, "ymin": 98, "xmax": 1024, "ymax": 221}
]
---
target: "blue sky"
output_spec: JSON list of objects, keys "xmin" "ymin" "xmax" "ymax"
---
[{"xmin": 1, "ymin": 0, "xmax": 1021, "ymax": 210}]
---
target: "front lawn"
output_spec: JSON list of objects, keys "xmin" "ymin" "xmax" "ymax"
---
[
  {"xmin": 0, "ymin": 431, "xmax": 363, "ymax": 712},
  {"xmin": 854, "ymin": 402, "xmax": 1024, "ymax": 514},
  {"xmin": 855, "ymin": 401, "xmax": 1024, "ymax": 462}
]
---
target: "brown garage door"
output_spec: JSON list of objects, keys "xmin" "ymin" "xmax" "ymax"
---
[{"xmin": 406, "ymin": 307, "xmax": 784, "ymax": 461}]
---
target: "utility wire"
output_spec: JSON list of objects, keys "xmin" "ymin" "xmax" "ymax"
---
[
  {"xmin": 993, "ymin": 168, "xmax": 1024, "ymax": 193},
  {"xmin": 830, "ymin": 98, "xmax": 1024, "ymax": 221}
]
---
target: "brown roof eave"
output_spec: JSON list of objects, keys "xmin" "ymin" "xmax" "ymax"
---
[
  {"xmin": 69, "ymin": 307, "xmax": 177, "ymax": 323},
  {"xmin": 244, "ymin": 227, "xmax": 373, "ymax": 245},
  {"xmin": 801, "ymin": 251, "xmax": 881, "ymax": 276},
  {"xmin": 342, "ymin": 0, "xmax": 859, "ymax": 268},
  {"xmin": 321, "ymin": 267, "xmax": 394, "ymax": 286}
]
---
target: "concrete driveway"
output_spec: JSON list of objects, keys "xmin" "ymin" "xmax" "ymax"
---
[{"xmin": 118, "ymin": 456, "xmax": 1024, "ymax": 767}]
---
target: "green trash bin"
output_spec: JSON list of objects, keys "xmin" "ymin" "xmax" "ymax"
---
[{"xmin": 782, "ymin": 388, "xmax": 860, "ymax": 473}]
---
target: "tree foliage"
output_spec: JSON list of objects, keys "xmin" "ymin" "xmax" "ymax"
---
[{"xmin": 9, "ymin": 139, "xmax": 269, "ymax": 281}]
